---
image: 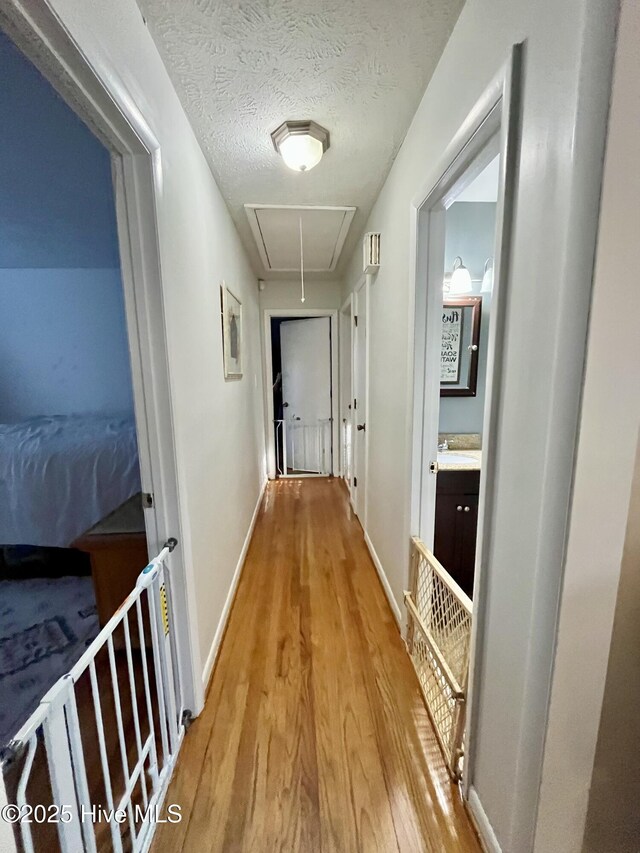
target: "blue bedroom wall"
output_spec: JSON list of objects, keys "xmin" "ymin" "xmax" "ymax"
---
[
  {"xmin": 0, "ymin": 31, "xmax": 133, "ymax": 422},
  {"xmin": 0, "ymin": 271, "xmax": 134, "ymax": 422}
]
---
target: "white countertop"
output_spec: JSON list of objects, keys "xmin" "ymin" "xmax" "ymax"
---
[{"xmin": 437, "ymin": 449, "xmax": 482, "ymax": 471}]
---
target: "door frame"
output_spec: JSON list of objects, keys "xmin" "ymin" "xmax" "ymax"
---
[
  {"xmin": 262, "ymin": 308, "xmax": 339, "ymax": 480},
  {"xmin": 409, "ymin": 45, "xmax": 521, "ymax": 800},
  {"xmin": 339, "ymin": 293, "xmax": 354, "ymax": 494},
  {"xmin": 0, "ymin": 1, "xmax": 203, "ymax": 715},
  {"xmin": 352, "ymin": 276, "xmax": 370, "ymax": 525}
]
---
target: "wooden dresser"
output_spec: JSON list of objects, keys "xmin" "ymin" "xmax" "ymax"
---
[{"xmin": 72, "ymin": 493, "xmax": 148, "ymax": 628}]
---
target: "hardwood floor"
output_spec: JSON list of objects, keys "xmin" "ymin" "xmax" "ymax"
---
[{"xmin": 152, "ymin": 478, "xmax": 480, "ymax": 853}]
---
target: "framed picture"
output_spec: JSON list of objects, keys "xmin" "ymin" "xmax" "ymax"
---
[
  {"xmin": 221, "ymin": 282, "xmax": 243, "ymax": 379},
  {"xmin": 440, "ymin": 297, "xmax": 482, "ymax": 397}
]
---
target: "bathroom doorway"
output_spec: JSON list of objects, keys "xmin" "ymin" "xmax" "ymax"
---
[
  {"xmin": 408, "ymin": 48, "xmax": 520, "ymax": 797},
  {"xmin": 432, "ymin": 155, "xmax": 499, "ymax": 598}
]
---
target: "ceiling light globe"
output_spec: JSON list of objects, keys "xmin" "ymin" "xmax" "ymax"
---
[{"xmin": 279, "ymin": 133, "xmax": 324, "ymax": 172}]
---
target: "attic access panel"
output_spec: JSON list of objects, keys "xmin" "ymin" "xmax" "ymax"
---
[{"xmin": 244, "ymin": 205, "xmax": 356, "ymax": 273}]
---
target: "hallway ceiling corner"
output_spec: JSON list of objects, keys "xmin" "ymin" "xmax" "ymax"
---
[{"xmin": 136, "ymin": 0, "xmax": 465, "ymax": 279}]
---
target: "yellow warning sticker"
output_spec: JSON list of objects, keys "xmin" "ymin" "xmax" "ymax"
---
[{"xmin": 160, "ymin": 584, "xmax": 169, "ymax": 636}]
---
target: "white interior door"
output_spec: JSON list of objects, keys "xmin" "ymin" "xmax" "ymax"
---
[
  {"xmin": 353, "ymin": 281, "xmax": 368, "ymax": 520},
  {"xmin": 281, "ymin": 317, "xmax": 332, "ymax": 474}
]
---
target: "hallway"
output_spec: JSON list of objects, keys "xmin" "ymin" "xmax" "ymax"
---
[{"xmin": 153, "ymin": 478, "xmax": 479, "ymax": 852}]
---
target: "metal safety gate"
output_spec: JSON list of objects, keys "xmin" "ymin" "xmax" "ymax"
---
[
  {"xmin": 404, "ymin": 537, "xmax": 473, "ymax": 780},
  {"xmin": 1, "ymin": 538, "xmax": 186, "ymax": 853}
]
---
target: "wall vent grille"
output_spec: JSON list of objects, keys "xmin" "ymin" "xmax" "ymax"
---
[{"xmin": 363, "ymin": 232, "xmax": 381, "ymax": 274}]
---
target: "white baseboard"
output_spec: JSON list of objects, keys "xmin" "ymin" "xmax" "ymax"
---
[
  {"xmin": 201, "ymin": 478, "xmax": 267, "ymax": 691},
  {"xmin": 363, "ymin": 530, "xmax": 403, "ymax": 626},
  {"xmin": 467, "ymin": 786, "xmax": 502, "ymax": 853}
]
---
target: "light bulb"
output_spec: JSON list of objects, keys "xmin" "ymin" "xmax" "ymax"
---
[
  {"xmin": 481, "ymin": 258, "xmax": 494, "ymax": 293},
  {"xmin": 278, "ymin": 134, "xmax": 324, "ymax": 172},
  {"xmin": 449, "ymin": 257, "xmax": 472, "ymax": 294}
]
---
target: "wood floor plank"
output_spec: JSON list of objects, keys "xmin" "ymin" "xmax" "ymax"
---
[{"xmin": 152, "ymin": 478, "xmax": 480, "ymax": 853}]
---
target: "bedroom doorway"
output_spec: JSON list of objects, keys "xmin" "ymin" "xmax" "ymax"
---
[
  {"xmin": 264, "ymin": 309, "xmax": 339, "ymax": 479},
  {"xmin": 0, "ymin": 2, "xmax": 199, "ymax": 813},
  {"xmin": 0, "ymin": 29, "xmax": 152, "ymax": 749}
]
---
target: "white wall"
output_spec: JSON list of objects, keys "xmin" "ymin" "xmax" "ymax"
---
[
  {"xmin": 534, "ymin": 1, "xmax": 640, "ymax": 847},
  {"xmin": 36, "ymin": 0, "xmax": 266, "ymax": 685},
  {"xmin": 259, "ymin": 278, "xmax": 342, "ymax": 312},
  {"xmin": 439, "ymin": 201, "xmax": 496, "ymax": 436},
  {"xmin": 340, "ymin": 0, "xmax": 618, "ymax": 849}
]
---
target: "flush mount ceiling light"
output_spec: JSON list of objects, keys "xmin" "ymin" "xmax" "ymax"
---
[
  {"xmin": 447, "ymin": 256, "xmax": 473, "ymax": 294},
  {"xmin": 271, "ymin": 120, "xmax": 330, "ymax": 172}
]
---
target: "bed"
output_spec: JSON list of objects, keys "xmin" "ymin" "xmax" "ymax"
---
[{"xmin": 0, "ymin": 413, "xmax": 141, "ymax": 548}]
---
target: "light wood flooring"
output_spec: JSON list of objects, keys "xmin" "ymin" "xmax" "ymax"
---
[{"xmin": 152, "ymin": 478, "xmax": 480, "ymax": 852}]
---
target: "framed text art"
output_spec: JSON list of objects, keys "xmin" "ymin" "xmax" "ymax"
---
[{"xmin": 440, "ymin": 297, "xmax": 482, "ymax": 397}]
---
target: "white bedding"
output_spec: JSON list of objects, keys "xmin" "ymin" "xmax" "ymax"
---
[{"xmin": 0, "ymin": 414, "xmax": 141, "ymax": 548}]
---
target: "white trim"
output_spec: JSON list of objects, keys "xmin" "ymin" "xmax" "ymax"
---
[
  {"xmin": 339, "ymin": 293, "xmax": 354, "ymax": 491},
  {"xmin": 364, "ymin": 531, "xmax": 402, "ymax": 626},
  {"xmin": 464, "ymin": 48, "xmax": 522, "ymax": 802},
  {"xmin": 467, "ymin": 786, "xmax": 502, "ymax": 853},
  {"xmin": 201, "ymin": 478, "xmax": 268, "ymax": 690},
  {"xmin": 340, "ymin": 293, "xmax": 353, "ymax": 313},
  {"xmin": 1, "ymin": 0, "xmax": 203, "ymax": 716},
  {"xmin": 353, "ymin": 275, "xmax": 369, "ymax": 524},
  {"xmin": 244, "ymin": 204, "xmax": 356, "ymax": 273},
  {"xmin": 262, "ymin": 308, "xmax": 339, "ymax": 480},
  {"xmin": 407, "ymin": 49, "xmax": 522, "ymax": 814}
]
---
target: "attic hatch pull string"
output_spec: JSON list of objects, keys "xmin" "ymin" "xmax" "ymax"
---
[{"xmin": 299, "ymin": 214, "xmax": 305, "ymax": 304}]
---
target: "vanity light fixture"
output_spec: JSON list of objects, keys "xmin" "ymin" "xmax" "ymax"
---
[
  {"xmin": 271, "ymin": 120, "xmax": 330, "ymax": 172},
  {"xmin": 448, "ymin": 256, "xmax": 473, "ymax": 294},
  {"xmin": 481, "ymin": 257, "xmax": 494, "ymax": 293}
]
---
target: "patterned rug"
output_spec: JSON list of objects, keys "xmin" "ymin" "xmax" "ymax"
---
[{"xmin": 0, "ymin": 576, "xmax": 99, "ymax": 746}]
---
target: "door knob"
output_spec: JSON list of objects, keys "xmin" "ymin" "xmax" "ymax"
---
[
  {"xmin": 456, "ymin": 505, "xmax": 463, "ymax": 512},
  {"xmin": 357, "ymin": 424, "xmax": 366, "ymax": 431},
  {"xmin": 464, "ymin": 506, "xmax": 470, "ymax": 512}
]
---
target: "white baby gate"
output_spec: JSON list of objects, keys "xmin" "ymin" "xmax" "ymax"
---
[
  {"xmin": 274, "ymin": 418, "xmax": 331, "ymax": 476},
  {"xmin": 404, "ymin": 537, "xmax": 472, "ymax": 780},
  {"xmin": 1, "ymin": 539, "xmax": 186, "ymax": 853}
]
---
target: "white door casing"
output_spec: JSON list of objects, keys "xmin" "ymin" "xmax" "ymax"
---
[
  {"xmin": 409, "ymin": 49, "xmax": 521, "ymax": 841},
  {"xmin": 353, "ymin": 277, "xmax": 369, "ymax": 522},
  {"xmin": 262, "ymin": 309, "xmax": 339, "ymax": 480},
  {"xmin": 340, "ymin": 294, "xmax": 354, "ymax": 492}
]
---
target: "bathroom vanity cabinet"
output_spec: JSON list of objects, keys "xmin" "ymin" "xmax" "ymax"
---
[{"xmin": 434, "ymin": 470, "xmax": 480, "ymax": 598}]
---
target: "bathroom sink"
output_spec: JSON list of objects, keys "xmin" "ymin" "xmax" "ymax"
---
[{"xmin": 437, "ymin": 452, "xmax": 479, "ymax": 466}]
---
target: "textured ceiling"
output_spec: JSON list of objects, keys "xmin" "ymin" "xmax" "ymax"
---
[{"xmin": 137, "ymin": 0, "xmax": 465, "ymax": 279}]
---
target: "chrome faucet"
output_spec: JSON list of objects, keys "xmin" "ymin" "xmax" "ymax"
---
[{"xmin": 437, "ymin": 438, "xmax": 449, "ymax": 451}]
